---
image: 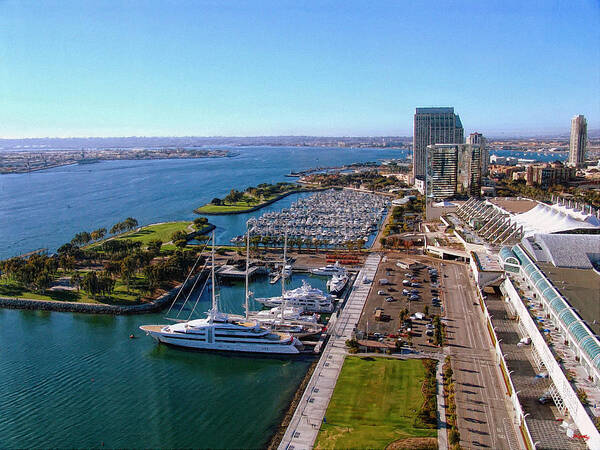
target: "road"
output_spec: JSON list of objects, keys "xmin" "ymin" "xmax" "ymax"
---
[{"xmin": 442, "ymin": 262, "xmax": 521, "ymax": 449}]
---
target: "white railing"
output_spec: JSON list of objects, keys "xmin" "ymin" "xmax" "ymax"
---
[{"xmin": 503, "ymin": 278, "xmax": 600, "ymax": 449}]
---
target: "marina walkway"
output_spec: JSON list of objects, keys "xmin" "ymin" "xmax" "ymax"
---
[{"xmin": 278, "ymin": 253, "xmax": 381, "ymax": 450}]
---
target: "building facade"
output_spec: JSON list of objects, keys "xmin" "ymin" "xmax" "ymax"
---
[
  {"xmin": 426, "ymin": 143, "xmax": 481, "ymax": 199},
  {"xmin": 467, "ymin": 132, "xmax": 489, "ymax": 176},
  {"xmin": 569, "ymin": 115, "xmax": 587, "ymax": 168},
  {"xmin": 413, "ymin": 107, "xmax": 464, "ymax": 179},
  {"xmin": 526, "ymin": 162, "xmax": 575, "ymax": 188}
]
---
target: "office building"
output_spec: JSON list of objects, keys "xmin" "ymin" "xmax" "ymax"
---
[
  {"xmin": 467, "ymin": 132, "xmax": 489, "ymax": 175},
  {"xmin": 413, "ymin": 107, "xmax": 464, "ymax": 179},
  {"xmin": 569, "ymin": 115, "xmax": 587, "ymax": 168},
  {"xmin": 526, "ymin": 162, "xmax": 575, "ymax": 188},
  {"xmin": 426, "ymin": 143, "xmax": 481, "ymax": 199}
]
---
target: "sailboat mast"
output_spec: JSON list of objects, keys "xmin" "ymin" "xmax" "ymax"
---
[
  {"xmin": 210, "ymin": 231, "xmax": 216, "ymax": 322},
  {"xmin": 281, "ymin": 231, "xmax": 288, "ymax": 320},
  {"xmin": 245, "ymin": 222, "xmax": 251, "ymax": 320}
]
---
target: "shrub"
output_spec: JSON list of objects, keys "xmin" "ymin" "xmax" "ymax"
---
[{"xmin": 449, "ymin": 427, "xmax": 460, "ymax": 445}]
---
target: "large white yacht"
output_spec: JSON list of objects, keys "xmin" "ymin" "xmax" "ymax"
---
[
  {"xmin": 310, "ymin": 261, "xmax": 345, "ymax": 276},
  {"xmin": 255, "ymin": 280, "xmax": 334, "ymax": 313},
  {"xmin": 140, "ymin": 230, "xmax": 302, "ymax": 355},
  {"xmin": 327, "ymin": 271, "xmax": 349, "ymax": 295}
]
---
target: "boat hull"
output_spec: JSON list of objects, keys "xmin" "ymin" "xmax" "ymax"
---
[{"xmin": 141, "ymin": 326, "xmax": 301, "ymax": 355}]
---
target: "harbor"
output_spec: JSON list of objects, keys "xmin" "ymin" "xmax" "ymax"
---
[{"xmin": 230, "ymin": 189, "xmax": 390, "ymax": 248}]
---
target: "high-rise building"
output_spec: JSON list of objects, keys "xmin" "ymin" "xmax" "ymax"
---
[
  {"xmin": 467, "ymin": 132, "xmax": 489, "ymax": 176},
  {"xmin": 413, "ymin": 107, "xmax": 464, "ymax": 179},
  {"xmin": 569, "ymin": 115, "xmax": 587, "ymax": 167},
  {"xmin": 426, "ymin": 143, "xmax": 481, "ymax": 199}
]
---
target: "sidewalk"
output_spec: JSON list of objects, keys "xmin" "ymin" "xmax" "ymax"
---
[{"xmin": 278, "ymin": 254, "xmax": 381, "ymax": 450}]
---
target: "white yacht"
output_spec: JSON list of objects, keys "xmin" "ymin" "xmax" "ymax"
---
[
  {"xmin": 327, "ymin": 271, "xmax": 349, "ymax": 295},
  {"xmin": 140, "ymin": 229, "xmax": 302, "ymax": 355},
  {"xmin": 310, "ymin": 261, "xmax": 344, "ymax": 276},
  {"xmin": 282, "ymin": 264, "xmax": 293, "ymax": 278},
  {"xmin": 255, "ymin": 280, "xmax": 334, "ymax": 313}
]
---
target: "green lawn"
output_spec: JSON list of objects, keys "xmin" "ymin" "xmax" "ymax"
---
[
  {"xmin": 113, "ymin": 221, "xmax": 192, "ymax": 245},
  {"xmin": 315, "ymin": 357, "xmax": 437, "ymax": 450},
  {"xmin": 195, "ymin": 203, "xmax": 260, "ymax": 214},
  {"xmin": 0, "ymin": 277, "xmax": 144, "ymax": 305}
]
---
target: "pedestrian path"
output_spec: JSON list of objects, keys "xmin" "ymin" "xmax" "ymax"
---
[{"xmin": 278, "ymin": 253, "xmax": 381, "ymax": 450}]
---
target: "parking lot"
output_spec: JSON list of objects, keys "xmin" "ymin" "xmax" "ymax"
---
[{"xmin": 356, "ymin": 253, "xmax": 444, "ymax": 351}]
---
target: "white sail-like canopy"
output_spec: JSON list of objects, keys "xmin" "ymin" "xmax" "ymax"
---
[{"xmin": 510, "ymin": 202, "xmax": 600, "ymax": 236}]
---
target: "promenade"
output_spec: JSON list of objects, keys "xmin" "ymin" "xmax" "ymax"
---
[{"xmin": 278, "ymin": 253, "xmax": 381, "ymax": 450}]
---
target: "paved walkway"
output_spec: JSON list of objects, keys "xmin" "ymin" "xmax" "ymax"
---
[{"xmin": 278, "ymin": 253, "xmax": 381, "ymax": 450}]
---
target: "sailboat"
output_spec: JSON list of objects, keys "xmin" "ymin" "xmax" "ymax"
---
[{"xmin": 140, "ymin": 225, "xmax": 302, "ymax": 355}]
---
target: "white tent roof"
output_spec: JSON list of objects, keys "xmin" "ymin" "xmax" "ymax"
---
[{"xmin": 510, "ymin": 202, "xmax": 600, "ymax": 236}]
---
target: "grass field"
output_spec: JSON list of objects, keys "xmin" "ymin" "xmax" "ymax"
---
[
  {"xmin": 0, "ymin": 277, "xmax": 144, "ymax": 305},
  {"xmin": 314, "ymin": 357, "xmax": 437, "ymax": 450},
  {"xmin": 194, "ymin": 203, "xmax": 260, "ymax": 214},
  {"xmin": 113, "ymin": 221, "xmax": 192, "ymax": 245}
]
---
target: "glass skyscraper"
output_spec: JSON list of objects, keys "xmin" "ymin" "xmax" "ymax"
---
[{"xmin": 413, "ymin": 107, "xmax": 464, "ymax": 179}]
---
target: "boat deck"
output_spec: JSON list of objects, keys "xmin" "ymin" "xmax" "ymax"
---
[{"xmin": 140, "ymin": 325, "xmax": 165, "ymax": 333}]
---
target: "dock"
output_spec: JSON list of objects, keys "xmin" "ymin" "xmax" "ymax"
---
[
  {"xmin": 216, "ymin": 265, "xmax": 266, "ymax": 279},
  {"xmin": 277, "ymin": 253, "xmax": 381, "ymax": 450}
]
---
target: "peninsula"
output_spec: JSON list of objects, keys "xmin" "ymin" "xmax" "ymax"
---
[
  {"xmin": 0, "ymin": 147, "xmax": 233, "ymax": 174},
  {"xmin": 194, "ymin": 182, "xmax": 316, "ymax": 214}
]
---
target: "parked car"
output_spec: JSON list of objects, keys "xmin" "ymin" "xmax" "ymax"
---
[
  {"xmin": 377, "ymin": 290, "xmax": 386, "ymax": 295},
  {"xmin": 538, "ymin": 395, "xmax": 554, "ymax": 405},
  {"xmin": 385, "ymin": 296, "xmax": 395, "ymax": 302}
]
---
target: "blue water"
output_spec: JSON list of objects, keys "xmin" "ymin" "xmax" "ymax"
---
[{"xmin": 0, "ymin": 146, "xmax": 407, "ymax": 259}]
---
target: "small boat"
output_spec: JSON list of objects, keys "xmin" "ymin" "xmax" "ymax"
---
[{"xmin": 310, "ymin": 261, "xmax": 344, "ymax": 276}]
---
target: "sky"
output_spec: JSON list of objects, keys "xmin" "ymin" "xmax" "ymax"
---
[{"xmin": 1, "ymin": 0, "xmax": 599, "ymax": 138}]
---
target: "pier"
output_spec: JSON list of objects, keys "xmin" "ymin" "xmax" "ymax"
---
[{"xmin": 277, "ymin": 253, "xmax": 381, "ymax": 450}]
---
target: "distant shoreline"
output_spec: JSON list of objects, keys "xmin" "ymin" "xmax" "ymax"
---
[{"xmin": 0, "ymin": 149, "xmax": 234, "ymax": 174}]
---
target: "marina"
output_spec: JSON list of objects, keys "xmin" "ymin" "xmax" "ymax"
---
[{"xmin": 230, "ymin": 189, "xmax": 390, "ymax": 248}]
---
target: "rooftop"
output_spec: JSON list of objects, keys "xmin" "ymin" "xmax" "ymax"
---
[
  {"xmin": 472, "ymin": 251, "xmax": 503, "ymax": 272},
  {"xmin": 488, "ymin": 197, "xmax": 537, "ymax": 214},
  {"xmin": 537, "ymin": 262, "xmax": 600, "ymax": 336},
  {"xmin": 522, "ymin": 234, "xmax": 600, "ymax": 270},
  {"xmin": 415, "ymin": 107, "xmax": 454, "ymax": 114}
]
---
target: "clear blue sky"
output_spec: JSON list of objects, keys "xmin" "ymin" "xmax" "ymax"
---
[{"xmin": 1, "ymin": 0, "xmax": 598, "ymax": 137}]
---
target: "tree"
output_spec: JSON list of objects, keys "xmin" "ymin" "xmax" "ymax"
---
[
  {"xmin": 124, "ymin": 217, "xmax": 138, "ymax": 231},
  {"xmin": 147, "ymin": 239, "xmax": 163, "ymax": 256},
  {"xmin": 171, "ymin": 230, "xmax": 188, "ymax": 242},
  {"xmin": 174, "ymin": 239, "xmax": 188, "ymax": 249},
  {"xmin": 91, "ymin": 227, "xmax": 107, "ymax": 241},
  {"xmin": 71, "ymin": 231, "xmax": 92, "ymax": 247},
  {"xmin": 193, "ymin": 217, "xmax": 208, "ymax": 229},
  {"xmin": 211, "ymin": 197, "xmax": 223, "ymax": 205},
  {"xmin": 423, "ymin": 305, "xmax": 429, "ymax": 318},
  {"xmin": 71, "ymin": 272, "xmax": 82, "ymax": 291},
  {"xmin": 82, "ymin": 271, "xmax": 100, "ymax": 298}
]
